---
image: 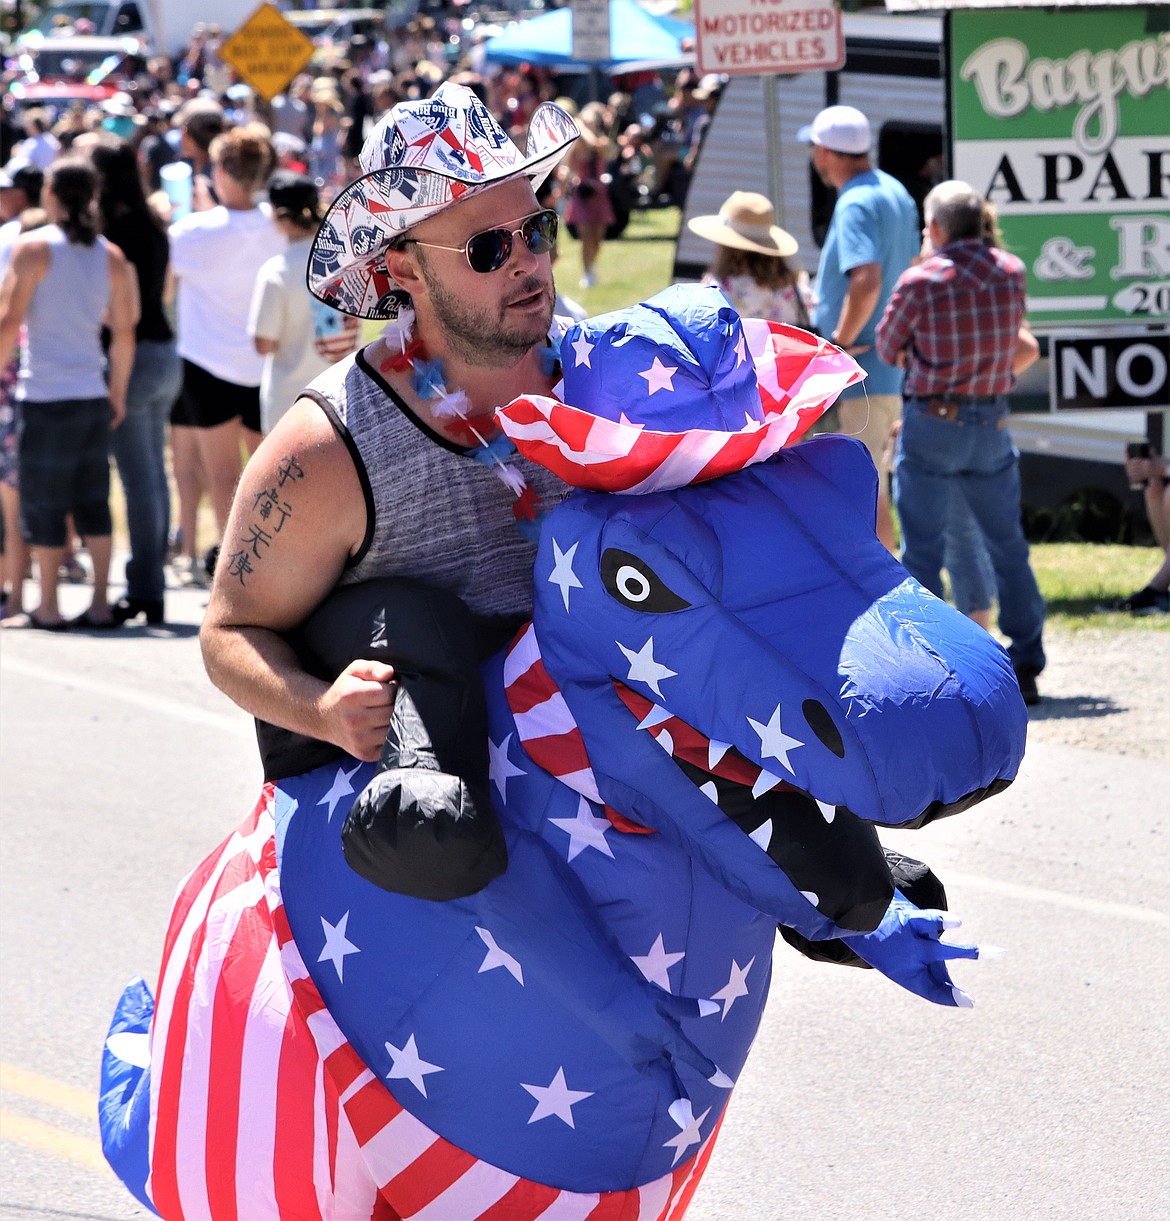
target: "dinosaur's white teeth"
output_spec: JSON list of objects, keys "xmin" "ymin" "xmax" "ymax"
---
[
  {"xmin": 707, "ymin": 739, "xmax": 730, "ymax": 769},
  {"xmin": 748, "ymin": 821, "xmax": 772, "ymax": 852},
  {"xmin": 751, "ymin": 770, "xmax": 782, "ymax": 799},
  {"xmin": 654, "ymin": 728, "xmax": 675, "ymax": 755},
  {"xmin": 699, "ymin": 781, "xmax": 719, "ymax": 805},
  {"xmin": 637, "ymin": 703, "xmax": 674, "ymax": 731},
  {"xmin": 815, "ymin": 799, "xmax": 836, "ymax": 824}
]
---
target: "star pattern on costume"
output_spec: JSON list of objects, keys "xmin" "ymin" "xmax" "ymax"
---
[
  {"xmin": 570, "ymin": 333, "xmax": 594, "ymax": 368},
  {"xmin": 105, "ymin": 1030, "xmax": 150, "ymax": 1069},
  {"xmin": 548, "ymin": 539, "xmax": 583, "ymax": 611},
  {"xmin": 747, "ymin": 704, "xmax": 805, "ymax": 775},
  {"xmin": 489, "ymin": 733, "xmax": 526, "ymax": 801},
  {"xmin": 630, "ymin": 933, "xmax": 685, "ymax": 990},
  {"xmin": 617, "ymin": 636, "xmax": 677, "ymax": 699},
  {"xmin": 732, "ymin": 330, "xmax": 747, "ymax": 367},
  {"xmin": 549, "ymin": 796, "xmax": 615, "ymax": 861},
  {"xmin": 711, "ymin": 956, "xmax": 755, "ymax": 1021},
  {"xmin": 521, "ymin": 1067, "xmax": 594, "ymax": 1128},
  {"xmin": 476, "ymin": 926, "xmax": 524, "ymax": 985},
  {"xmin": 384, "ymin": 1033, "xmax": 444, "ymax": 1098},
  {"xmin": 317, "ymin": 763, "xmax": 361, "ymax": 821},
  {"xmin": 664, "ymin": 1099, "xmax": 711, "ymax": 1165},
  {"xmin": 318, "ymin": 911, "xmax": 360, "ymax": 983},
  {"xmin": 638, "ymin": 356, "xmax": 678, "ymax": 395}
]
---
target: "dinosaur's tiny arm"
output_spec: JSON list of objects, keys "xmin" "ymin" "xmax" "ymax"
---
[{"xmin": 840, "ymin": 890, "xmax": 1003, "ymax": 1007}]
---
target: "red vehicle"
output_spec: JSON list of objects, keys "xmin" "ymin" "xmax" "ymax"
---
[
  {"xmin": 7, "ymin": 33, "xmax": 139, "ymax": 113},
  {"xmin": 7, "ymin": 80, "xmax": 123, "ymax": 105}
]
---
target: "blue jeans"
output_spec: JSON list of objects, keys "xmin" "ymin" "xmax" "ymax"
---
[
  {"xmin": 945, "ymin": 491, "xmax": 996, "ymax": 614},
  {"xmin": 111, "ymin": 340, "xmax": 182, "ymax": 602},
  {"xmin": 894, "ymin": 396, "xmax": 1046, "ymax": 672}
]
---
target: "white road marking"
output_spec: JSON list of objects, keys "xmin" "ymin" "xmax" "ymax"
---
[
  {"xmin": 2, "ymin": 657, "xmax": 246, "ymax": 734},
  {"xmin": 943, "ymin": 870, "xmax": 1169, "ymax": 928},
  {"xmin": 6, "ymin": 659, "xmax": 1166, "ymax": 928}
]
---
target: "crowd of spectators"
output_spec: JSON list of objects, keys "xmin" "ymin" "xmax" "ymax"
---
[
  {"xmin": 0, "ymin": 8, "xmax": 723, "ymax": 628},
  {"xmin": 2, "ymin": 13, "xmax": 722, "ymax": 218}
]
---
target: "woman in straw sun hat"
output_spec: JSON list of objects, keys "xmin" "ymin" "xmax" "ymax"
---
[{"xmin": 688, "ymin": 190, "xmax": 815, "ymax": 328}]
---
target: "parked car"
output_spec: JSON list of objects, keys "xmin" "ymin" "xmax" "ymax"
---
[
  {"xmin": 6, "ymin": 79, "xmax": 125, "ymax": 107},
  {"xmin": 17, "ymin": 0, "xmax": 249, "ymax": 59},
  {"xmin": 13, "ymin": 33, "xmax": 143, "ymax": 83},
  {"xmin": 17, "ymin": 0, "xmax": 148, "ymax": 42}
]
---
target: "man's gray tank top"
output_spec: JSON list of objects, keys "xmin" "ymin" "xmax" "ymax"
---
[
  {"xmin": 18, "ymin": 225, "xmax": 110, "ymax": 402},
  {"xmin": 302, "ymin": 348, "xmax": 569, "ymax": 621}
]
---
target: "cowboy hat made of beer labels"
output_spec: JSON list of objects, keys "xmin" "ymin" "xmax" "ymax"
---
[
  {"xmin": 308, "ymin": 82, "xmax": 579, "ymax": 320},
  {"xmin": 496, "ymin": 283, "xmax": 865, "ymax": 495}
]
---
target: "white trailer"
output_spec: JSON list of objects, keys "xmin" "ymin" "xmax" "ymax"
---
[
  {"xmin": 675, "ymin": 11, "xmax": 945, "ymax": 284},
  {"xmin": 675, "ymin": 6, "xmax": 1165, "ymax": 536},
  {"xmin": 20, "ymin": 0, "xmax": 267, "ymax": 58}
]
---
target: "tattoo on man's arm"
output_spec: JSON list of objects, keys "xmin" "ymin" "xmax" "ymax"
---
[{"xmin": 224, "ymin": 454, "xmax": 306, "ymax": 586}]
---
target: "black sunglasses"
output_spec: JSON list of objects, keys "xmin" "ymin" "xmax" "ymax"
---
[{"xmin": 403, "ymin": 209, "xmax": 559, "ymax": 274}]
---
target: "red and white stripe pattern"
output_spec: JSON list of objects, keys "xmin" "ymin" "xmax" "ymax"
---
[
  {"xmin": 147, "ymin": 788, "xmax": 381, "ymax": 1219},
  {"xmin": 504, "ymin": 623, "xmax": 655, "ymax": 838},
  {"xmin": 497, "ymin": 323, "xmax": 864, "ymax": 495},
  {"xmin": 146, "ymin": 785, "xmax": 718, "ymax": 1217},
  {"xmin": 503, "ymin": 623, "xmax": 601, "ymax": 803}
]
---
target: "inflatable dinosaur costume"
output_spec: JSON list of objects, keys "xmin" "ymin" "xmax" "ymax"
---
[{"xmin": 100, "ymin": 286, "xmax": 1027, "ymax": 1218}]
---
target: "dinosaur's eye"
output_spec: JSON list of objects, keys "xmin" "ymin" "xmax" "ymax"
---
[{"xmin": 601, "ymin": 548, "xmax": 691, "ymax": 612}]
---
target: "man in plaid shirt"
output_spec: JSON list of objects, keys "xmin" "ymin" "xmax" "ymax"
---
[{"xmin": 876, "ymin": 180, "xmax": 1047, "ymax": 706}]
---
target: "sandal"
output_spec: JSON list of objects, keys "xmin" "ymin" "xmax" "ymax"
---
[
  {"xmin": 0, "ymin": 611, "xmax": 71, "ymax": 632},
  {"xmin": 69, "ymin": 610, "xmax": 123, "ymax": 631}
]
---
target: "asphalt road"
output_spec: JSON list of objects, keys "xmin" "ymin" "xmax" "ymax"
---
[{"xmin": 1, "ymin": 582, "xmax": 1166, "ymax": 1221}]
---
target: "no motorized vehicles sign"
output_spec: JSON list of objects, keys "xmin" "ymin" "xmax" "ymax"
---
[{"xmin": 695, "ymin": 0, "xmax": 844, "ymax": 77}]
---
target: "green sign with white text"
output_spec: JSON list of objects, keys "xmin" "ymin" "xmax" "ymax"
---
[{"xmin": 950, "ymin": 5, "xmax": 1170, "ymax": 328}]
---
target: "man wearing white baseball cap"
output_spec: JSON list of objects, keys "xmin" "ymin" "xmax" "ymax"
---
[{"xmin": 798, "ymin": 104, "xmax": 918, "ymax": 551}]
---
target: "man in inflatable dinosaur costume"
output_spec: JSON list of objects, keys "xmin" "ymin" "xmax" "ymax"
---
[{"xmin": 100, "ymin": 283, "xmax": 1027, "ymax": 1218}]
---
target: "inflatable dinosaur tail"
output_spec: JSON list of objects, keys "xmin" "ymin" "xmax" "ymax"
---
[{"xmin": 99, "ymin": 976, "xmax": 157, "ymax": 1214}]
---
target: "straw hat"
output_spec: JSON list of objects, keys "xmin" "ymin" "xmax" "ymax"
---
[
  {"xmin": 687, "ymin": 191, "xmax": 798, "ymax": 258},
  {"xmin": 310, "ymin": 78, "xmax": 344, "ymax": 113}
]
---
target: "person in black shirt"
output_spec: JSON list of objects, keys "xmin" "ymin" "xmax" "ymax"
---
[
  {"xmin": 86, "ymin": 135, "xmax": 183, "ymax": 625},
  {"xmin": 136, "ymin": 109, "xmax": 176, "ymax": 194}
]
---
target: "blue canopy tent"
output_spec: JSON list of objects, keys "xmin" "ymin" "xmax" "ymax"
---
[{"xmin": 482, "ymin": 0, "xmax": 695, "ymax": 74}]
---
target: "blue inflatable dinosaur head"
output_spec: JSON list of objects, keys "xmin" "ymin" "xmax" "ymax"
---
[{"xmin": 502, "ymin": 284, "xmax": 1028, "ymax": 932}]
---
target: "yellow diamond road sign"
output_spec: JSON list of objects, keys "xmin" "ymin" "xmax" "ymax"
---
[{"xmin": 219, "ymin": 3, "xmax": 315, "ymax": 102}]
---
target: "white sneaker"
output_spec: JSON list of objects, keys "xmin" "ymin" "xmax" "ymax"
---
[{"xmin": 580, "ymin": 272, "xmax": 596, "ymax": 288}]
